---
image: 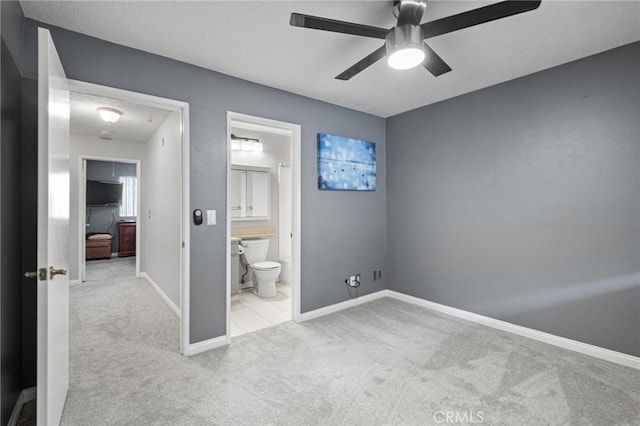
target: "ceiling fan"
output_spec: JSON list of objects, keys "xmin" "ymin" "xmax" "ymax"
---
[{"xmin": 290, "ymin": 1, "xmax": 541, "ymax": 80}]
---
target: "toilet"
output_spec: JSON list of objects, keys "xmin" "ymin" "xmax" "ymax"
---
[{"xmin": 240, "ymin": 239, "xmax": 281, "ymax": 298}]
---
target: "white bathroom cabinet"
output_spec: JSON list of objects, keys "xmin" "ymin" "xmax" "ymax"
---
[{"xmin": 230, "ymin": 165, "xmax": 270, "ymax": 220}]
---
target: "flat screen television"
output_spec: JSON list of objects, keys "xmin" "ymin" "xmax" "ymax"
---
[{"xmin": 87, "ymin": 180, "xmax": 123, "ymax": 207}]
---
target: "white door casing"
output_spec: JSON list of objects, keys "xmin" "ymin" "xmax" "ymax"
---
[{"xmin": 37, "ymin": 27, "xmax": 71, "ymax": 426}]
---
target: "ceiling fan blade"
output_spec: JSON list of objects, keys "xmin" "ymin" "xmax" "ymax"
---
[
  {"xmin": 290, "ymin": 13, "xmax": 388, "ymax": 39},
  {"xmin": 422, "ymin": 43, "xmax": 452, "ymax": 77},
  {"xmin": 396, "ymin": 0, "xmax": 427, "ymax": 26},
  {"xmin": 335, "ymin": 45, "xmax": 387, "ymax": 80},
  {"xmin": 421, "ymin": 1, "xmax": 541, "ymax": 39}
]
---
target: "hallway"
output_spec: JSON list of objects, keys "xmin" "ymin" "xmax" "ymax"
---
[{"xmin": 64, "ymin": 261, "xmax": 181, "ymax": 424}]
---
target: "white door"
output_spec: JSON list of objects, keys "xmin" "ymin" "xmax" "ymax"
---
[{"xmin": 37, "ymin": 27, "xmax": 70, "ymax": 426}]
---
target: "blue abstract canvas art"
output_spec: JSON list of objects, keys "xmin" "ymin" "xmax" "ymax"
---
[{"xmin": 317, "ymin": 133, "xmax": 376, "ymax": 191}]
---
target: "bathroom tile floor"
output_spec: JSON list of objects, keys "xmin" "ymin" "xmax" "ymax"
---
[{"xmin": 230, "ymin": 282, "xmax": 291, "ymax": 337}]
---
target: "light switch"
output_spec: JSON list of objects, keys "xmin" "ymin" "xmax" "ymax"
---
[{"xmin": 206, "ymin": 209, "xmax": 217, "ymax": 225}]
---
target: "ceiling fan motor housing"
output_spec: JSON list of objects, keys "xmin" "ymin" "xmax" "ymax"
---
[{"xmin": 385, "ymin": 25, "xmax": 425, "ymax": 56}]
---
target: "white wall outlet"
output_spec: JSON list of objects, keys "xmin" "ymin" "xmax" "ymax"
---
[
  {"xmin": 348, "ymin": 274, "xmax": 360, "ymax": 287},
  {"xmin": 345, "ymin": 274, "xmax": 361, "ymax": 287},
  {"xmin": 206, "ymin": 209, "xmax": 217, "ymax": 225}
]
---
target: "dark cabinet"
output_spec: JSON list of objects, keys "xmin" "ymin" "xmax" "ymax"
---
[{"xmin": 118, "ymin": 222, "xmax": 136, "ymax": 257}]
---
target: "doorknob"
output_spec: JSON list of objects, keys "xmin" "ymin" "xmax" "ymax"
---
[
  {"xmin": 24, "ymin": 268, "xmax": 47, "ymax": 281},
  {"xmin": 49, "ymin": 266, "xmax": 67, "ymax": 279}
]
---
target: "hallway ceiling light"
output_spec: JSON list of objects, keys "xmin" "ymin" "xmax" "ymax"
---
[
  {"xmin": 254, "ymin": 141, "xmax": 264, "ymax": 152},
  {"xmin": 97, "ymin": 107, "xmax": 123, "ymax": 124}
]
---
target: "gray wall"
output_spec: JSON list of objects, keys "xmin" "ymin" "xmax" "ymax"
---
[
  {"xmin": 22, "ymin": 19, "xmax": 387, "ymax": 346},
  {"xmin": 85, "ymin": 160, "xmax": 137, "ymax": 254},
  {"xmin": 0, "ymin": 1, "xmax": 23, "ymax": 422},
  {"xmin": 387, "ymin": 42, "xmax": 640, "ymax": 356}
]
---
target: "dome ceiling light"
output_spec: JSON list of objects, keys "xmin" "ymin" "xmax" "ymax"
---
[{"xmin": 97, "ymin": 107, "xmax": 123, "ymax": 124}]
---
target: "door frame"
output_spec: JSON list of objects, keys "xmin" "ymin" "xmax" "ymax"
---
[
  {"xmin": 78, "ymin": 156, "xmax": 141, "ymax": 282},
  {"xmin": 68, "ymin": 79, "xmax": 191, "ymax": 355},
  {"xmin": 226, "ymin": 111, "xmax": 302, "ymax": 338}
]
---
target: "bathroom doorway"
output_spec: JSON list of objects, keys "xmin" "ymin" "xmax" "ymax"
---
[{"xmin": 226, "ymin": 112, "xmax": 302, "ymax": 338}]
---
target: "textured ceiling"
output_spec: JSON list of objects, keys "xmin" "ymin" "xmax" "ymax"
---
[
  {"xmin": 70, "ymin": 91, "xmax": 171, "ymax": 142},
  {"xmin": 23, "ymin": 1, "xmax": 640, "ymax": 117}
]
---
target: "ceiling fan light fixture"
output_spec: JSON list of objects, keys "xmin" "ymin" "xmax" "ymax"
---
[
  {"xmin": 96, "ymin": 107, "xmax": 123, "ymax": 124},
  {"xmin": 388, "ymin": 47, "xmax": 425, "ymax": 70},
  {"xmin": 292, "ymin": 0, "xmax": 541, "ymax": 80},
  {"xmin": 385, "ymin": 25, "xmax": 425, "ymax": 70}
]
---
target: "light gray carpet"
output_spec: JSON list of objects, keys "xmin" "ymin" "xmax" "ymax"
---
[
  {"xmin": 85, "ymin": 257, "xmax": 136, "ymax": 282},
  {"xmin": 62, "ymin": 274, "xmax": 640, "ymax": 425}
]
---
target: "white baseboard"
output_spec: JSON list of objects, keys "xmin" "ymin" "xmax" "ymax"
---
[
  {"xmin": 184, "ymin": 335, "xmax": 229, "ymax": 356},
  {"xmin": 8, "ymin": 387, "xmax": 36, "ymax": 426},
  {"xmin": 69, "ymin": 279, "xmax": 81, "ymax": 286},
  {"xmin": 296, "ymin": 290, "xmax": 387, "ymax": 322},
  {"xmin": 384, "ymin": 290, "xmax": 640, "ymax": 370},
  {"xmin": 141, "ymin": 272, "xmax": 180, "ymax": 317}
]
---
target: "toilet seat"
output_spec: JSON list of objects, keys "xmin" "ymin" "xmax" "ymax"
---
[{"xmin": 253, "ymin": 261, "xmax": 280, "ymax": 270}]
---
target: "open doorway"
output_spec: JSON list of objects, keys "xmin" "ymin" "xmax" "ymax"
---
[
  {"xmin": 226, "ymin": 112, "xmax": 301, "ymax": 338},
  {"xmin": 68, "ymin": 80, "xmax": 191, "ymax": 354},
  {"xmin": 80, "ymin": 157, "xmax": 140, "ymax": 283}
]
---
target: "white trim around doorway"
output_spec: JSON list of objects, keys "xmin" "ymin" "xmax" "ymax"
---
[
  {"xmin": 226, "ymin": 112, "xmax": 302, "ymax": 340},
  {"xmin": 68, "ymin": 80, "xmax": 191, "ymax": 356}
]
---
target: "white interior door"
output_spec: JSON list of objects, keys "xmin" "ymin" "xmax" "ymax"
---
[{"xmin": 37, "ymin": 27, "xmax": 71, "ymax": 426}]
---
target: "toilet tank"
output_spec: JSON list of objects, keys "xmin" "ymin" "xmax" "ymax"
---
[{"xmin": 240, "ymin": 239, "xmax": 269, "ymax": 264}]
